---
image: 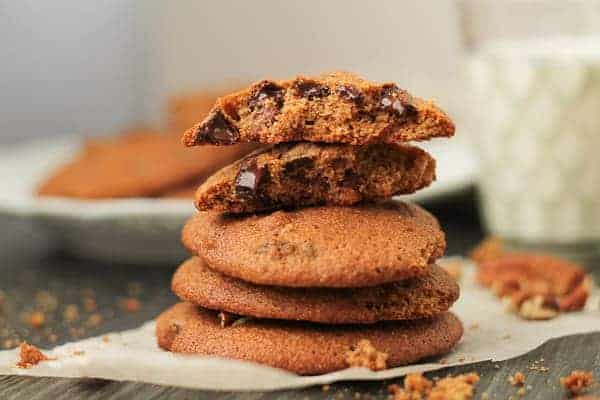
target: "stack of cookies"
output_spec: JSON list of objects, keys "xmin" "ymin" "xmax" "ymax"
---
[{"xmin": 156, "ymin": 72, "xmax": 463, "ymax": 375}]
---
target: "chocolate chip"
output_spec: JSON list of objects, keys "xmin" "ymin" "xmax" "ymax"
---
[
  {"xmin": 248, "ymin": 81, "xmax": 284, "ymax": 111},
  {"xmin": 379, "ymin": 84, "xmax": 417, "ymax": 120},
  {"xmin": 336, "ymin": 85, "xmax": 363, "ymax": 104},
  {"xmin": 293, "ymin": 79, "xmax": 330, "ymax": 100},
  {"xmin": 235, "ymin": 160, "xmax": 263, "ymax": 195},
  {"xmin": 284, "ymin": 157, "xmax": 315, "ymax": 174},
  {"xmin": 341, "ymin": 170, "xmax": 361, "ymax": 187},
  {"xmin": 198, "ymin": 111, "xmax": 239, "ymax": 144},
  {"xmin": 541, "ymin": 295, "xmax": 560, "ymax": 311}
]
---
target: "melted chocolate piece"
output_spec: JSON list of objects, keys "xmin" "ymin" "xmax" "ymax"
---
[
  {"xmin": 379, "ymin": 84, "xmax": 418, "ymax": 120},
  {"xmin": 248, "ymin": 81, "xmax": 285, "ymax": 111},
  {"xmin": 283, "ymin": 156, "xmax": 315, "ymax": 173},
  {"xmin": 341, "ymin": 169, "xmax": 361, "ymax": 187},
  {"xmin": 293, "ymin": 79, "xmax": 330, "ymax": 100},
  {"xmin": 336, "ymin": 85, "xmax": 364, "ymax": 104},
  {"xmin": 235, "ymin": 160, "xmax": 264, "ymax": 195},
  {"xmin": 198, "ymin": 111, "xmax": 239, "ymax": 144}
]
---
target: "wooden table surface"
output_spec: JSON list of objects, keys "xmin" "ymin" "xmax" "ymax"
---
[{"xmin": 0, "ymin": 191, "xmax": 598, "ymax": 399}]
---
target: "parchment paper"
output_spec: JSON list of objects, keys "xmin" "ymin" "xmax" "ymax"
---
[{"xmin": 0, "ymin": 261, "xmax": 598, "ymax": 391}]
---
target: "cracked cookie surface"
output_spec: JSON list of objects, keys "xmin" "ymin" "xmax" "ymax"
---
[
  {"xmin": 182, "ymin": 71, "xmax": 454, "ymax": 147},
  {"xmin": 195, "ymin": 142, "xmax": 435, "ymax": 214}
]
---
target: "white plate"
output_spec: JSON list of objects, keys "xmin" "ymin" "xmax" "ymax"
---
[{"xmin": 0, "ymin": 136, "xmax": 478, "ymax": 264}]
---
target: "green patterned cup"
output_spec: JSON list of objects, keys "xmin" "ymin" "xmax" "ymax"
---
[{"xmin": 466, "ymin": 39, "xmax": 600, "ymax": 262}]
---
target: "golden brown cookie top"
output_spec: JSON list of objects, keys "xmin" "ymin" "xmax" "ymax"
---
[
  {"xmin": 195, "ymin": 142, "xmax": 436, "ymax": 214},
  {"xmin": 182, "ymin": 71, "xmax": 454, "ymax": 146},
  {"xmin": 182, "ymin": 201, "xmax": 446, "ymax": 288}
]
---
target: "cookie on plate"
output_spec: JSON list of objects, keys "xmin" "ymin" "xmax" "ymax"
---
[
  {"xmin": 156, "ymin": 303, "xmax": 463, "ymax": 375},
  {"xmin": 182, "ymin": 201, "xmax": 446, "ymax": 287},
  {"xmin": 172, "ymin": 257, "xmax": 459, "ymax": 324},
  {"xmin": 37, "ymin": 129, "xmax": 256, "ymax": 199},
  {"xmin": 182, "ymin": 71, "xmax": 454, "ymax": 147},
  {"xmin": 194, "ymin": 142, "xmax": 435, "ymax": 214}
]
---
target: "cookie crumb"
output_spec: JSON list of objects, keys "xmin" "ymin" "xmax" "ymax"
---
[
  {"xmin": 16, "ymin": 342, "xmax": 51, "ymax": 368},
  {"xmin": 101, "ymin": 335, "xmax": 110, "ymax": 343},
  {"xmin": 120, "ymin": 298, "xmax": 141, "ymax": 312},
  {"xmin": 321, "ymin": 384, "xmax": 330, "ymax": 392},
  {"xmin": 85, "ymin": 313, "xmax": 103, "ymax": 328},
  {"xmin": 508, "ymin": 372, "xmax": 525, "ymax": 386},
  {"xmin": 82, "ymin": 296, "xmax": 97, "ymax": 313},
  {"xmin": 390, "ymin": 373, "xmax": 479, "ymax": 400},
  {"xmin": 441, "ymin": 261, "xmax": 463, "ymax": 281},
  {"xmin": 405, "ymin": 373, "xmax": 433, "ymax": 396},
  {"xmin": 27, "ymin": 311, "xmax": 45, "ymax": 329},
  {"xmin": 72, "ymin": 350, "xmax": 85, "ymax": 356},
  {"xmin": 345, "ymin": 340, "xmax": 388, "ymax": 371},
  {"xmin": 470, "ymin": 237, "xmax": 504, "ymax": 265},
  {"xmin": 560, "ymin": 370, "xmax": 594, "ymax": 395},
  {"xmin": 429, "ymin": 373, "xmax": 479, "ymax": 400},
  {"xmin": 528, "ymin": 358, "xmax": 549, "ymax": 373},
  {"xmin": 63, "ymin": 304, "xmax": 79, "ymax": 323}
]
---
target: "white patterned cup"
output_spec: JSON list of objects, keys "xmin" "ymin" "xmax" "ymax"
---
[{"xmin": 467, "ymin": 39, "xmax": 600, "ymax": 251}]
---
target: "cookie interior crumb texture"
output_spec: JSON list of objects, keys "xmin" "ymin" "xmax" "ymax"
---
[
  {"xmin": 344, "ymin": 339, "xmax": 388, "ymax": 371},
  {"xmin": 183, "ymin": 71, "xmax": 454, "ymax": 147},
  {"xmin": 195, "ymin": 142, "xmax": 435, "ymax": 214}
]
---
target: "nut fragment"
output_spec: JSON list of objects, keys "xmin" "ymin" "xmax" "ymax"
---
[
  {"xmin": 560, "ymin": 370, "xmax": 595, "ymax": 395},
  {"xmin": 508, "ymin": 371, "xmax": 526, "ymax": 386},
  {"xmin": 477, "ymin": 252, "xmax": 589, "ymax": 320},
  {"xmin": 470, "ymin": 237, "xmax": 504, "ymax": 265},
  {"xmin": 517, "ymin": 296, "xmax": 559, "ymax": 320}
]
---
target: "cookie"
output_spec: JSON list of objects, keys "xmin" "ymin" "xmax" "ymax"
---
[
  {"xmin": 172, "ymin": 257, "xmax": 459, "ymax": 324},
  {"xmin": 182, "ymin": 201, "xmax": 446, "ymax": 287},
  {"xmin": 156, "ymin": 303, "xmax": 463, "ymax": 375},
  {"xmin": 168, "ymin": 86, "xmax": 243, "ymax": 132},
  {"xmin": 195, "ymin": 142, "xmax": 435, "ymax": 214},
  {"xmin": 182, "ymin": 71, "xmax": 454, "ymax": 147},
  {"xmin": 37, "ymin": 129, "xmax": 256, "ymax": 199}
]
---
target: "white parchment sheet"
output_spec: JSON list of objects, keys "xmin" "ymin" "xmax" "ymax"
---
[{"xmin": 0, "ymin": 261, "xmax": 598, "ymax": 391}]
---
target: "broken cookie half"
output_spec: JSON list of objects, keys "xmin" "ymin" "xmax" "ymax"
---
[
  {"xmin": 194, "ymin": 142, "xmax": 435, "ymax": 214},
  {"xmin": 182, "ymin": 71, "xmax": 454, "ymax": 146}
]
